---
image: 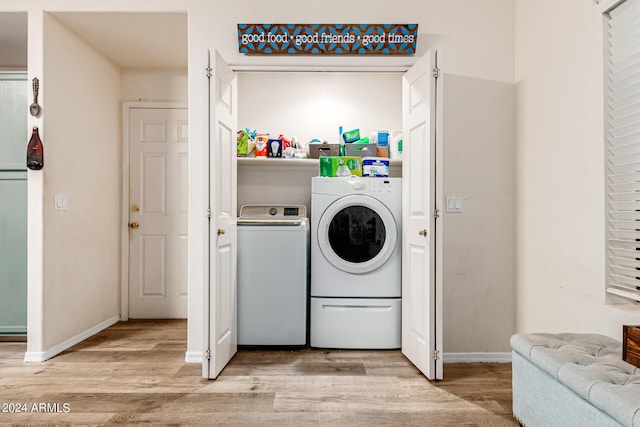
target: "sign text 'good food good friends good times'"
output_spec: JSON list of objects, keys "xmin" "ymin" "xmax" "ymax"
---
[{"xmin": 237, "ymin": 24, "xmax": 418, "ymax": 55}]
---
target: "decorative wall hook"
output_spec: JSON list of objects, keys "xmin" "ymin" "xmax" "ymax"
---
[{"xmin": 30, "ymin": 77, "xmax": 41, "ymax": 117}]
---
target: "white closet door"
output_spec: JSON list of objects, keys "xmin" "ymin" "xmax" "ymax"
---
[
  {"xmin": 204, "ymin": 50, "xmax": 238, "ymax": 380},
  {"xmin": 401, "ymin": 50, "xmax": 443, "ymax": 380}
]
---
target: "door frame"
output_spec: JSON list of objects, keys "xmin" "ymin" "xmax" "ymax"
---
[
  {"xmin": 435, "ymin": 69, "xmax": 444, "ymax": 377},
  {"xmin": 202, "ymin": 59, "xmax": 443, "ymax": 378},
  {"xmin": 120, "ymin": 101, "xmax": 188, "ymax": 320}
]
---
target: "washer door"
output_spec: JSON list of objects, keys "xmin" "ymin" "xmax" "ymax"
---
[{"xmin": 317, "ymin": 195, "xmax": 397, "ymax": 274}]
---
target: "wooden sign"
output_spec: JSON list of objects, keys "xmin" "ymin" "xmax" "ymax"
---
[{"xmin": 237, "ymin": 24, "xmax": 418, "ymax": 55}]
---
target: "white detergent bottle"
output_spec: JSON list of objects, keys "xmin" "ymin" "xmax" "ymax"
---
[{"xmin": 389, "ymin": 130, "xmax": 403, "ymax": 159}]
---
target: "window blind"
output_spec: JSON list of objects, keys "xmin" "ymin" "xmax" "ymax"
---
[{"xmin": 606, "ymin": 0, "xmax": 640, "ymax": 302}]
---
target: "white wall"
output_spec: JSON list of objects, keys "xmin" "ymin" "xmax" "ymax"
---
[
  {"xmin": 514, "ymin": 0, "xmax": 640, "ymax": 338},
  {"xmin": 238, "ymin": 72, "xmax": 402, "ymax": 144},
  {"xmin": 442, "ymin": 74, "xmax": 516, "ymax": 353},
  {"xmin": 121, "ymin": 68, "xmax": 187, "ymax": 102},
  {"xmin": 39, "ymin": 13, "xmax": 121, "ymax": 351}
]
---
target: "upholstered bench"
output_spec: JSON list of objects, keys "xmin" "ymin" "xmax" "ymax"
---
[{"xmin": 511, "ymin": 333, "xmax": 640, "ymax": 427}]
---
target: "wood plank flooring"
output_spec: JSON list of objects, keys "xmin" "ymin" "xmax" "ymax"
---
[{"xmin": 0, "ymin": 320, "xmax": 516, "ymax": 426}]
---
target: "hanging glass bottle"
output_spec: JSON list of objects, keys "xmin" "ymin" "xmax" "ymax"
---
[{"xmin": 26, "ymin": 126, "xmax": 44, "ymax": 170}]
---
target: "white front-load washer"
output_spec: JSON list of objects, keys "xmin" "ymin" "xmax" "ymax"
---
[{"xmin": 310, "ymin": 176, "xmax": 401, "ymax": 349}]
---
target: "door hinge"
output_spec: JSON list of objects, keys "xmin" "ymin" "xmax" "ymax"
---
[
  {"xmin": 432, "ymin": 67, "xmax": 440, "ymax": 79},
  {"xmin": 434, "ymin": 208, "xmax": 440, "ymax": 220},
  {"xmin": 205, "ymin": 349, "xmax": 212, "ymax": 360},
  {"xmin": 206, "ymin": 208, "xmax": 212, "ymax": 219},
  {"xmin": 433, "ymin": 349, "xmax": 440, "ymax": 361},
  {"xmin": 206, "ymin": 66, "xmax": 213, "ymax": 78}
]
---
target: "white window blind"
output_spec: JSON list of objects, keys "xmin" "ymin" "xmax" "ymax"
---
[{"xmin": 606, "ymin": 0, "xmax": 640, "ymax": 302}]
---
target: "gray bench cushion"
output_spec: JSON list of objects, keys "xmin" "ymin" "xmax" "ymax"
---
[{"xmin": 511, "ymin": 333, "xmax": 640, "ymax": 427}]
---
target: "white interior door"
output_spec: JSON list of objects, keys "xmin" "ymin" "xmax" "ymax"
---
[
  {"xmin": 204, "ymin": 50, "xmax": 238, "ymax": 379},
  {"xmin": 128, "ymin": 106, "xmax": 188, "ymax": 319},
  {"xmin": 401, "ymin": 50, "xmax": 443, "ymax": 380}
]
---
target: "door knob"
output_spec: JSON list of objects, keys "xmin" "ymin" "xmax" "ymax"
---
[
  {"xmin": 418, "ymin": 229, "xmax": 427, "ymax": 236},
  {"xmin": 131, "ymin": 204, "xmax": 140, "ymax": 212},
  {"xmin": 217, "ymin": 229, "xmax": 225, "ymax": 235},
  {"xmin": 129, "ymin": 221, "xmax": 140, "ymax": 229}
]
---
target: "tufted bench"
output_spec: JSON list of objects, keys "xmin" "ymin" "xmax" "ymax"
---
[{"xmin": 511, "ymin": 333, "xmax": 640, "ymax": 427}]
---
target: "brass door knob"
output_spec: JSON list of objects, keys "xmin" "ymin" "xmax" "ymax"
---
[
  {"xmin": 129, "ymin": 222, "xmax": 140, "ymax": 229},
  {"xmin": 418, "ymin": 229, "xmax": 427, "ymax": 236},
  {"xmin": 217, "ymin": 228, "xmax": 226, "ymax": 235}
]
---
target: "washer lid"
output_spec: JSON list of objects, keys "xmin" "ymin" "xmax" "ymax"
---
[{"xmin": 317, "ymin": 194, "xmax": 397, "ymax": 274}]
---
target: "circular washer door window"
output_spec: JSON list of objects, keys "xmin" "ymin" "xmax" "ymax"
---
[{"xmin": 317, "ymin": 195, "xmax": 397, "ymax": 274}]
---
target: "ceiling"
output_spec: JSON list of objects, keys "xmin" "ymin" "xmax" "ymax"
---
[{"xmin": 0, "ymin": 12, "xmax": 187, "ymax": 69}]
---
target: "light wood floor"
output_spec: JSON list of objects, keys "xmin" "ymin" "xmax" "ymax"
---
[{"xmin": 0, "ymin": 320, "xmax": 516, "ymax": 426}]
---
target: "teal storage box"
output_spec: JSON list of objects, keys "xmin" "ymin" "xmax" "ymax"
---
[
  {"xmin": 319, "ymin": 156, "xmax": 362, "ymax": 177},
  {"xmin": 362, "ymin": 157, "xmax": 390, "ymax": 177}
]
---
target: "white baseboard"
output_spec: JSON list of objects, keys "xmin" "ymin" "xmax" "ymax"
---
[
  {"xmin": 23, "ymin": 315, "xmax": 120, "ymax": 362},
  {"xmin": 185, "ymin": 351, "xmax": 203, "ymax": 363},
  {"xmin": 444, "ymin": 352, "xmax": 512, "ymax": 363}
]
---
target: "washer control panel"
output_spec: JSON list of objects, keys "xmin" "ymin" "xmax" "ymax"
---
[
  {"xmin": 348, "ymin": 179, "xmax": 395, "ymax": 194},
  {"xmin": 240, "ymin": 205, "xmax": 307, "ymax": 218}
]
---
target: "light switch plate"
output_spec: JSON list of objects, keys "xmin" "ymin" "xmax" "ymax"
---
[
  {"xmin": 445, "ymin": 196, "xmax": 463, "ymax": 213},
  {"xmin": 54, "ymin": 194, "xmax": 68, "ymax": 211}
]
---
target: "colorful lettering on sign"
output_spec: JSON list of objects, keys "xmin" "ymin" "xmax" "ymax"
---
[{"xmin": 237, "ymin": 24, "xmax": 418, "ymax": 55}]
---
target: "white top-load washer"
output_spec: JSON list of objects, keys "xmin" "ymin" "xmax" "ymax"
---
[
  {"xmin": 237, "ymin": 205, "xmax": 309, "ymax": 346},
  {"xmin": 310, "ymin": 177, "xmax": 401, "ymax": 349}
]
